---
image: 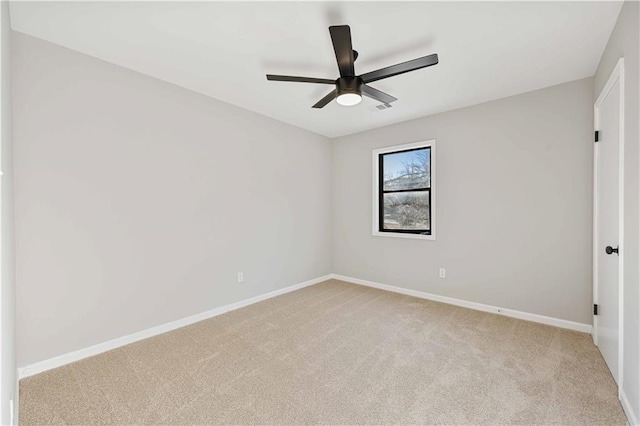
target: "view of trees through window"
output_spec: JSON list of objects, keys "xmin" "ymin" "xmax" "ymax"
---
[{"xmin": 380, "ymin": 147, "xmax": 431, "ymax": 232}]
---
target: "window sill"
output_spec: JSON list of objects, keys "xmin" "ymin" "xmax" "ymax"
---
[{"xmin": 372, "ymin": 231, "xmax": 436, "ymax": 241}]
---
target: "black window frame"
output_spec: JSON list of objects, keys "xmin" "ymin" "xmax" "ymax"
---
[
  {"xmin": 378, "ymin": 146, "xmax": 432, "ymax": 235},
  {"xmin": 371, "ymin": 139, "xmax": 437, "ymax": 241}
]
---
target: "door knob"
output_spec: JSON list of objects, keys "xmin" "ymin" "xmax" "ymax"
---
[{"xmin": 605, "ymin": 246, "xmax": 619, "ymax": 255}]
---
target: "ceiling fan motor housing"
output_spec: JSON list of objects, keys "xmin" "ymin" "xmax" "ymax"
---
[{"xmin": 336, "ymin": 76, "xmax": 363, "ymax": 96}]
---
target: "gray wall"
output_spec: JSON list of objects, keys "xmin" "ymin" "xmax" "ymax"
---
[
  {"xmin": 12, "ymin": 33, "xmax": 332, "ymax": 368},
  {"xmin": 594, "ymin": 1, "xmax": 640, "ymax": 422},
  {"xmin": 1, "ymin": 2, "xmax": 16, "ymax": 424},
  {"xmin": 332, "ymin": 78, "xmax": 594, "ymax": 325},
  {"xmin": 0, "ymin": 1, "xmax": 18, "ymax": 425}
]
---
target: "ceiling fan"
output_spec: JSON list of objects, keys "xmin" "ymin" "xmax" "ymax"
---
[{"xmin": 266, "ymin": 25, "xmax": 439, "ymax": 108}]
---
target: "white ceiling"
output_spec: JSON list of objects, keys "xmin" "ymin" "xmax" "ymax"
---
[{"xmin": 10, "ymin": 1, "xmax": 622, "ymax": 138}]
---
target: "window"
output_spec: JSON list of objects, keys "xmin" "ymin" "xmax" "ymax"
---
[{"xmin": 372, "ymin": 140, "xmax": 436, "ymax": 240}]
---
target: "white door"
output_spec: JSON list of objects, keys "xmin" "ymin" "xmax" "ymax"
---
[{"xmin": 594, "ymin": 59, "xmax": 624, "ymax": 385}]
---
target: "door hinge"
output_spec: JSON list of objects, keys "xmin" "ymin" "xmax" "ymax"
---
[
  {"xmin": 595, "ymin": 131, "xmax": 600, "ymax": 142},
  {"xmin": 594, "ymin": 304, "xmax": 599, "ymax": 315}
]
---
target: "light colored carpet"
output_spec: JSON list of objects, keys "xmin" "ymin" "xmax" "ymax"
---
[{"xmin": 20, "ymin": 279, "xmax": 626, "ymax": 425}]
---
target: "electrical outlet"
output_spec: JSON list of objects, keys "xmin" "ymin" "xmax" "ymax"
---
[
  {"xmin": 439, "ymin": 268, "xmax": 446, "ymax": 278},
  {"xmin": 237, "ymin": 272, "xmax": 244, "ymax": 283}
]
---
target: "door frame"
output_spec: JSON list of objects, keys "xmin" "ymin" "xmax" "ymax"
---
[{"xmin": 592, "ymin": 57, "xmax": 625, "ymax": 392}]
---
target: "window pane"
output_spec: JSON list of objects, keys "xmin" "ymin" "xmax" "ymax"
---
[
  {"xmin": 382, "ymin": 191, "xmax": 430, "ymax": 231},
  {"xmin": 382, "ymin": 148, "xmax": 430, "ymax": 191}
]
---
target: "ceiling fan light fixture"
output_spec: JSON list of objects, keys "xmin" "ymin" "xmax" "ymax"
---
[
  {"xmin": 336, "ymin": 92, "xmax": 362, "ymax": 106},
  {"xmin": 335, "ymin": 76, "xmax": 362, "ymax": 106}
]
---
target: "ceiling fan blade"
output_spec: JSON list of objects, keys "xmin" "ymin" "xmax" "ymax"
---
[
  {"xmin": 361, "ymin": 85, "xmax": 397, "ymax": 104},
  {"xmin": 266, "ymin": 75, "xmax": 335, "ymax": 84},
  {"xmin": 329, "ymin": 26, "xmax": 355, "ymax": 77},
  {"xmin": 360, "ymin": 53, "xmax": 439, "ymax": 84},
  {"xmin": 312, "ymin": 89, "xmax": 337, "ymax": 109}
]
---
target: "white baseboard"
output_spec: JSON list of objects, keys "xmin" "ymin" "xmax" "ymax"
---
[
  {"xmin": 330, "ymin": 274, "xmax": 592, "ymax": 334},
  {"xmin": 621, "ymin": 388, "xmax": 639, "ymax": 426},
  {"xmin": 18, "ymin": 274, "xmax": 332, "ymax": 380},
  {"xmin": 17, "ymin": 272, "xmax": 595, "ymax": 380}
]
